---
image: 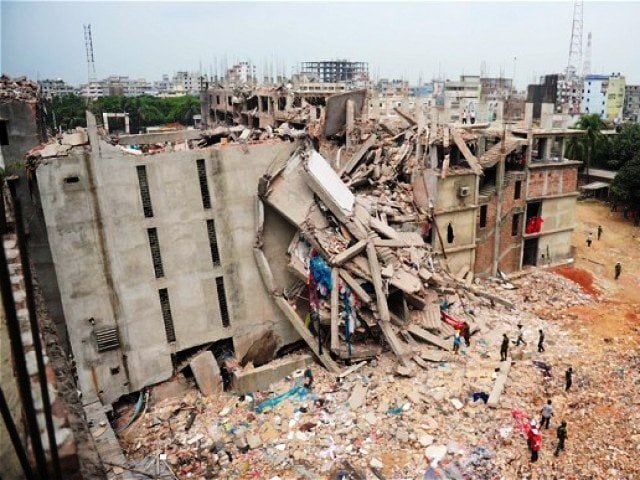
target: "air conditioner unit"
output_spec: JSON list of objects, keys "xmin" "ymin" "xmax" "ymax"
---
[{"xmin": 458, "ymin": 186, "xmax": 471, "ymax": 198}]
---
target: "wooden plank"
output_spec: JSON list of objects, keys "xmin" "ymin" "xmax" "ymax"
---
[
  {"xmin": 488, "ymin": 361, "xmax": 511, "ymax": 408},
  {"xmin": 331, "ymin": 239, "xmax": 368, "ymax": 266},
  {"xmin": 451, "ymin": 129, "xmax": 483, "ymax": 175},
  {"xmin": 366, "ymin": 240, "xmax": 408, "ymax": 366},
  {"xmin": 330, "ymin": 268, "xmax": 340, "ymax": 352},
  {"xmin": 406, "ymin": 325, "xmax": 452, "ymax": 351},
  {"xmin": 338, "ymin": 361, "xmax": 367, "ymax": 378},
  {"xmin": 274, "ymin": 296, "xmax": 341, "ymax": 373},
  {"xmin": 339, "ymin": 269, "xmax": 372, "ymax": 304}
]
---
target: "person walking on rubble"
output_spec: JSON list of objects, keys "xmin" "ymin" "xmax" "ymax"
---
[
  {"xmin": 540, "ymin": 399, "xmax": 553, "ymax": 429},
  {"xmin": 554, "ymin": 420, "xmax": 568, "ymax": 456},
  {"xmin": 615, "ymin": 262, "xmax": 622, "ymax": 280},
  {"xmin": 586, "ymin": 232, "xmax": 593, "ymax": 247},
  {"xmin": 565, "ymin": 367, "xmax": 573, "ymax": 391},
  {"xmin": 453, "ymin": 330, "xmax": 461, "ymax": 354},
  {"xmin": 462, "ymin": 321, "xmax": 471, "ymax": 347},
  {"xmin": 597, "ymin": 225, "xmax": 603, "ymax": 240},
  {"xmin": 538, "ymin": 329, "xmax": 545, "ymax": 352},
  {"xmin": 527, "ymin": 421, "xmax": 542, "ymax": 462},
  {"xmin": 515, "ymin": 324, "xmax": 527, "ymax": 346},
  {"xmin": 500, "ymin": 334, "xmax": 509, "ymax": 361}
]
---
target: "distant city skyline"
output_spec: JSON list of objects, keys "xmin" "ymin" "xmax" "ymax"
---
[{"xmin": 2, "ymin": 2, "xmax": 640, "ymax": 90}]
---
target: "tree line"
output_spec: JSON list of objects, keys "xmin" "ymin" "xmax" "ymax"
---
[
  {"xmin": 565, "ymin": 114, "xmax": 640, "ymax": 211},
  {"xmin": 43, "ymin": 94, "xmax": 201, "ymax": 134}
]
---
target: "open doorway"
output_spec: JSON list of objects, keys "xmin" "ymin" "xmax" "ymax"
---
[{"xmin": 522, "ymin": 238, "xmax": 539, "ymax": 266}]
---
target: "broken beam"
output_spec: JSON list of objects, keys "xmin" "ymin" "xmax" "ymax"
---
[
  {"xmin": 487, "ymin": 360, "xmax": 511, "ymax": 408},
  {"xmin": 451, "ymin": 129, "xmax": 483, "ymax": 175},
  {"xmin": 339, "ymin": 269, "xmax": 372, "ymax": 304},
  {"xmin": 365, "ymin": 239, "xmax": 408, "ymax": 366},
  {"xmin": 406, "ymin": 325, "xmax": 452, "ymax": 351},
  {"xmin": 331, "ymin": 239, "xmax": 367, "ymax": 266},
  {"xmin": 340, "ymin": 134, "xmax": 377, "ymax": 176},
  {"xmin": 330, "ymin": 268, "xmax": 339, "ymax": 352},
  {"xmin": 274, "ymin": 296, "xmax": 341, "ymax": 373}
]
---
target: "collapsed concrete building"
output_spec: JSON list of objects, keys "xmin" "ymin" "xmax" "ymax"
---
[{"xmin": 0, "ymin": 72, "xmax": 588, "ymax": 476}]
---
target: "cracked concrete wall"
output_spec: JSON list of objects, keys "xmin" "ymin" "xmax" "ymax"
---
[{"xmin": 37, "ymin": 119, "xmax": 300, "ymax": 403}]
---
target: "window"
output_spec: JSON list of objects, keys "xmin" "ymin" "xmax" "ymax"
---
[
  {"xmin": 207, "ymin": 219, "xmax": 221, "ymax": 266},
  {"xmin": 147, "ymin": 228, "xmax": 164, "ymax": 278},
  {"xmin": 158, "ymin": 289, "xmax": 176, "ymax": 342},
  {"xmin": 196, "ymin": 159, "xmax": 211, "ymax": 209},
  {"xmin": 447, "ymin": 223, "xmax": 455, "ymax": 244},
  {"xmin": 512, "ymin": 214, "xmax": 521, "ymax": 236},
  {"xmin": 216, "ymin": 277, "xmax": 230, "ymax": 327},
  {"xmin": 136, "ymin": 165, "xmax": 153, "ymax": 218},
  {"xmin": 514, "ymin": 181, "xmax": 522, "ymax": 200},
  {"xmin": 0, "ymin": 120, "xmax": 8, "ymax": 145},
  {"xmin": 479, "ymin": 205, "xmax": 488, "ymax": 228}
]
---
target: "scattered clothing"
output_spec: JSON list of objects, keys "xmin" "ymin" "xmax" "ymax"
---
[{"xmin": 472, "ymin": 392, "xmax": 489, "ymax": 404}]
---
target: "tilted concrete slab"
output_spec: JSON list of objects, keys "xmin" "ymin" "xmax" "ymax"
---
[
  {"xmin": 190, "ymin": 351, "xmax": 223, "ymax": 396},
  {"xmin": 231, "ymin": 354, "xmax": 313, "ymax": 394},
  {"xmin": 488, "ymin": 360, "xmax": 511, "ymax": 408},
  {"xmin": 324, "ymin": 90, "xmax": 366, "ymax": 137}
]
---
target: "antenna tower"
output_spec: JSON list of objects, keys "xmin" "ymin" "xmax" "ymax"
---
[
  {"xmin": 566, "ymin": 0, "xmax": 583, "ymax": 78},
  {"xmin": 84, "ymin": 24, "xmax": 97, "ymax": 83},
  {"xmin": 583, "ymin": 32, "xmax": 592, "ymax": 77}
]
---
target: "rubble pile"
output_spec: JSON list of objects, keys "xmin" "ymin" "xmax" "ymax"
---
[
  {"xmin": 489, "ymin": 270, "xmax": 594, "ymax": 318},
  {"xmin": 0, "ymin": 74, "xmax": 38, "ymax": 101}
]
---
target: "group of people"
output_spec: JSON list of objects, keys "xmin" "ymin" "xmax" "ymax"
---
[
  {"xmin": 585, "ymin": 226, "xmax": 623, "ymax": 280},
  {"xmin": 500, "ymin": 324, "xmax": 573, "ymax": 462}
]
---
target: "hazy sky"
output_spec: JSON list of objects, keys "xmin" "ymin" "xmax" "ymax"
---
[{"xmin": 2, "ymin": 1, "xmax": 639, "ymax": 89}]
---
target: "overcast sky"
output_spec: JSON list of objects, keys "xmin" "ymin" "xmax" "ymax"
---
[{"xmin": 2, "ymin": 1, "xmax": 639, "ymax": 89}]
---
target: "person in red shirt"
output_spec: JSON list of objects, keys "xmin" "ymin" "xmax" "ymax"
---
[{"xmin": 528, "ymin": 424, "xmax": 542, "ymax": 462}]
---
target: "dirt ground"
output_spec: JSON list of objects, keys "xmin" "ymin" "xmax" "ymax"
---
[
  {"xmin": 559, "ymin": 199, "xmax": 640, "ymax": 343},
  {"xmin": 541, "ymin": 199, "xmax": 640, "ymax": 478}
]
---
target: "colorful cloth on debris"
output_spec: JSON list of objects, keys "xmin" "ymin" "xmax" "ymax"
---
[
  {"xmin": 255, "ymin": 385, "xmax": 309, "ymax": 413},
  {"xmin": 310, "ymin": 254, "xmax": 332, "ymax": 292}
]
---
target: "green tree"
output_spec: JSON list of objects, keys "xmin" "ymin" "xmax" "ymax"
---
[
  {"xmin": 608, "ymin": 123, "xmax": 640, "ymax": 170},
  {"xmin": 566, "ymin": 114, "xmax": 606, "ymax": 182},
  {"xmin": 610, "ymin": 153, "xmax": 640, "ymax": 210}
]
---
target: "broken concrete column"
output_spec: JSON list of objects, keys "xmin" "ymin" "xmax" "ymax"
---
[
  {"xmin": 190, "ymin": 351, "xmax": 223, "ymax": 396},
  {"xmin": 346, "ymin": 99, "xmax": 355, "ymax": 149},
  {"xmin": 231, "ymin": 355, "xmax": 313, "ymax": 393},
  {"xmin": 487, "ymin": 360, "xmax": 511, "ymax": 408}
]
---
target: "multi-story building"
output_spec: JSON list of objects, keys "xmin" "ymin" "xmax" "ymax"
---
[
  {"xmin": 624, "ymin": 85, "xmax": 640, "ymax": 122},
  {"xmin": 171, "ymin": 71, "xmax": 207, "ymax": 95},
  {"xmin": 154, "ymin": 74, "xmax": 172, "ymax": 94},
  {"xmin": 300, "ymin": 60, "xmax": 369, "ymax": 85},
  {"xmin": 225, "ymin": 62, "xmax": 257, "ymax": 85},
  {"xmin": 582, "ymin": 73, "xmax": 626, "ymax": 121},
  {"xmin": 38, "ymin": 78, "xmax": 77, "ymax": 98}
]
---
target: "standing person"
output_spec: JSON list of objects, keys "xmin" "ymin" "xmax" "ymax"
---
[
  {"xmin": 615, "ymin": 262, "xmax": 622, "ymax": 280},
  {"xmin": 453, "ymin": 330, "xmax": 461, "ymax": 354},
  {"xmin": 538, "ymin": 329, "xmax": 545, "ymax": 352},
  {"xmin": 597, "ymin": 225, "xmax": 603, "ymax": 240},
  {"xmin": 586, "ymin": 233, "xmax": 593, "ymax": 247},
  {"xmin": 303, "ymin": 368, "xmax": 314, "ymax": 389},
  {"xmin": 565, "ymin": 367, "xmax": 573, "ymax": 391},
  {"xmin": 540, "ymin": 399, "xmax": 553, "ymax": 429},
  {"xmin": 462, "ymin": 321, "xmax": 471, "ymax": 347},
  {"xmin": 528, "ymin": 422, "xmax": 542, "ymax": 462},
  {"xmin": 515, "ymin": 324, "xmax": 527, "ymax": 346},
  {"xmin": 500, "ymin": 334, "xmax": 509, "ymax": 361},
  {"xmin": 554, "ymin": 421, "xmax": 568, "ymax": 456}
]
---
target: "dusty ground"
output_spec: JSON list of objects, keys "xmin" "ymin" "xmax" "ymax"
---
[{"xmin": 114, "ymin": 200, "xmax": 640, "ymax": 480}]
